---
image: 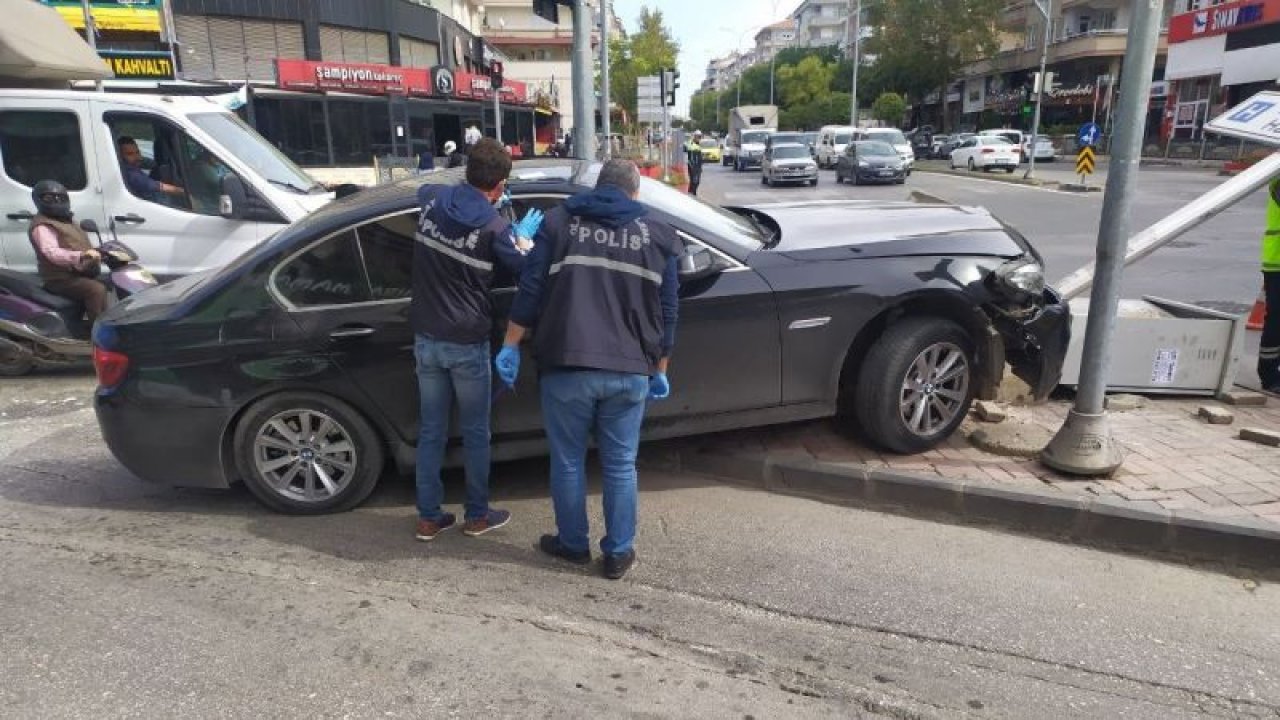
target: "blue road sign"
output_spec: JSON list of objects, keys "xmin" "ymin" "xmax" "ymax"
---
[{"xmin": 1077, "ymin": 122, "xmax": 1101, "ymax": 147}]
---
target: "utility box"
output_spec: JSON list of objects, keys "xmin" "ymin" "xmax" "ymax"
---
[{"xmin": 1059, "ymin": 296, "xmax": 1245, "ymax": 396}]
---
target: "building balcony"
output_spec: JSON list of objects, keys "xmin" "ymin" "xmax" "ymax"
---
[
  {"xmin": 1050, "ymin": 28, "xmax": 1167, "ymax": 62},
  {"xmin": 484, "ymin": 27, "xmax": 597, "ymax": 47}
]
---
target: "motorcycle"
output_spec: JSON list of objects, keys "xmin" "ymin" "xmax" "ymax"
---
[{"xmin": 0, "ymin": 219, "xmax": 157, "ymax": 376}]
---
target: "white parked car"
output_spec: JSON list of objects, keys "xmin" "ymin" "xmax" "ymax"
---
[
  {"xmin": 761, "ymin": 142, "xmax": 818, "ymax": 187},
  {"xmin": 1021, "ymin": 135, "xmax": 1057, "ymax": 161},
  {"xmin": 949, "ymin": 135, "xmax": 1021, "ymax": 173}
]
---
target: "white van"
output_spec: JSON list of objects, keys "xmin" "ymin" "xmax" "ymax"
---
[
  {"xmin": 815, "ymin": 125, "xmax": 855, "ymax": 169},
  {"xmin": 0, "ymin": 90, "xmax": 332, "ymax": 278},
  {"xmin": 856, "ymin": 127, "xmax": 915, "ymax": 172}
]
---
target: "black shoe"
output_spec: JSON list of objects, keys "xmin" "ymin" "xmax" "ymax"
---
[
  {"xmin": 539, "ymin": 534, "xmax": 591, "ymax": 565},
  {"xmin": 603, "ymin": 550, "xmax": 636, "ymax": 580}
]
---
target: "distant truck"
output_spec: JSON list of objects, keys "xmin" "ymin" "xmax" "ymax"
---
[{"xmin": 725, "ymin": 105, "xmax": 778, "ymax": 171}]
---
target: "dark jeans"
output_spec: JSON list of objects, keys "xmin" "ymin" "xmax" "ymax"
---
[
  {"xmin": 688, "ymin": 166, "xmax": 702, "ymax": 196},
  {"xmin": 414, "ymin": 334, "xmax": 493, "ymax": 522},
  {"xmin": 1259, "ymin": 271, "xmax": 1280, "ymax": 387},
  {"xmin": 44, "ymin": 275, "xmax": 109, "ymax": 321}
]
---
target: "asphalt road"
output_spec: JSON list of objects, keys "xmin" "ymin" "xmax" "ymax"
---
[
  {"xmin": 3, "ymin": 372, "xmax": 1279, "ymax": 718},
  {"xmin": 701, "ymin": 158, "xmax": 1268, "ymax": 315}
]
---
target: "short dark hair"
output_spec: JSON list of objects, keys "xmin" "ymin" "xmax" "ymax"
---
[
  {"xmin": 117, "ymin": 136, "xmax": 138, "ymax": 148},
  {"xmin": 465, "ymin": 137, "xmax": 511, "ymax": 191}
]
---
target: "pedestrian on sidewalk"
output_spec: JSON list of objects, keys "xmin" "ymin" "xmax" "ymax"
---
[
  {"xmin": 411, "ymin": 137, "xmax": 544, "ymax": 542},
  {"xmin": 444, "ymin": 140, "xmax": 466, "ymax": 169},
  {"xmin": 684, "ymin": 130, "xmax": 705, "ymax": 196},
  {"xmin": 495, "ymin": 159, "xmax": 682, "ymax": 580},
  {"xmin": 1258, "ymin": 177, "xmax": 1280, "ymax": 392}
]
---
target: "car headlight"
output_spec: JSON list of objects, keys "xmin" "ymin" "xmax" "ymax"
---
[
  {"xmin": 994, "ymin": 258, "xmax": 1045, "ymax": 300},
  {"xmin": 857, "ymin": 160, "xmax": 869, "ymax": 167}
]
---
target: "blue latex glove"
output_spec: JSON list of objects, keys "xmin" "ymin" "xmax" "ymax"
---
[
  {"xmin": 513, "ymin": 208, "xmax": 544, "ymax": 239},
  {"xmin": 495, "ymin": 345, "xmax": 520, "ymax": 388},
  {"xmin": 649, "ymin": 372, "xmax": 670, "ymax": 400}
]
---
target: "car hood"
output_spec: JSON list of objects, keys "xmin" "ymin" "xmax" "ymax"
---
[{"xmin": 752, "ymin": 201, "xmax": 1027, "ymax": 258}]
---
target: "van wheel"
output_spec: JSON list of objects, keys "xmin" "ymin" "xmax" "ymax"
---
[
  {"xmin": 233, "ymin": 392, "xmax": 385, "ymax": 514},
  {"xmin": 853, "ymin": 318, "xmax": 975, "ymax": 454}
]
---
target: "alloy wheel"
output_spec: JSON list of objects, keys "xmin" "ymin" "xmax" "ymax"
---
[
  {"xmin": 252, "ymin": 408, "xmax": 358, "ymax": 503},
  {"xmin": 898, "ymin": 341, "xmax": 970, "ymax": 437}
]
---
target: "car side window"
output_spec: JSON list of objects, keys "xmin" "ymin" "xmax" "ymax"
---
[
  {"xmin": 105, "ymin": 111, "xmax": 239, "ymax": 217},
  {"xmin": 275, "ymin": 230, "xmax": 372, "ymax": 307},
  {"xmin": 357, "ymin": 213, "xmax": 414, "ymax": 302},
  {"xmin": 0, "ymin": 110, "xmax": 88, "ymax": 191}
]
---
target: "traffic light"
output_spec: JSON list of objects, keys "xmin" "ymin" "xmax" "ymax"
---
[
  {"xmin": 663, "ymin": 68, "xmax": 679, "ymax": 107},
  {"xmin": 490, "ymin": 60, "xmax": 504, "ymax": 90},
  {"xmin": 533, "ymin": 0, "xmax": 559, "ymax": 24}
]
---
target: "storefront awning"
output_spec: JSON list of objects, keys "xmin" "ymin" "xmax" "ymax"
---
[
  {"xmin": 1221, "ymin": 44, "xmax": 1280, "ymax": 86},
  {"xmin": 0, "ymin": 0, "xmax": 113, "ymax": 80},
  {"xmin": 1165, "ymin": 34, "xmax": 1225, "ymax": 81}
]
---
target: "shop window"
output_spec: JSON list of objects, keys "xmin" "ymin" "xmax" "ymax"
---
[
  {"xmin": 254, "ymin": 98, "xmax": 330, "ymax": 166},
  {"xmin": 275, "ymin": 230, "xmax": 372, "ymax": 307},
  {"xmin": 0, "ymin": 111, "xmax": 87, "ymax": 191},
  {"xmin": 329, "ymin": 101, "xmax": 393, "ymax": 165}
]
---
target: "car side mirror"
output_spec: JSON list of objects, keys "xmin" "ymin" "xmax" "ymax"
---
[
  {"xmin": 79, "ymin": 219, "xmax": 99, "ymax": 234},
  {"xmin": 678, "ymin": 247, "xmax": 719, "ymax": 283},
  {"xmin": 220, "ymin": 174, "xmax": 248, "ymax": 220}
]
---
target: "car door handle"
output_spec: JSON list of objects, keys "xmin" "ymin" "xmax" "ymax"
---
[
  {"xmin": 113, "ymin": 213, "xmax": 146, "ymax": 225},
  {"xmin": 329, "ymin": 326, "xmax": 376, "ymax": 340},
  {"xmin": 6, "ymin": 211, "xmax": 33, "ymax": 221}
]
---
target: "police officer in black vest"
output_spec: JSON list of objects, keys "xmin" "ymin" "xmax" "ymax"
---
[
  {"xmin": 496, "ymin": 159, "xmax": 682, "ymax": 580},
  {"xmin": 411, "ymin": 137, "xmax": 543, "ymax": 543}
]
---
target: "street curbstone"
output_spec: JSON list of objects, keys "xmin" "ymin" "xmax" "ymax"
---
[
  {"xmin": 681, "ymin": 449, "xmax": 768, "ymax": 488},
  {"xmin": 1218, "ymin": 390, "xmax": 1268, "ymax": 407},
  {"xmin": 1197, "ymin": 406, "xmax": 1234, "ymax": 425},
  {"xmin": 1105, "ymin": 394, "xmax": 1147, "ymax": 411},
  {"xmin": 866, "ymin": 469, "xmax": 965, "ymax": 515},
  {"xmin": 1239, "ymin": 427, "xmax": 1280, "ymax": 447},
  {"xmin": 1083, "ymin": 497, "xmax": 1174, "ymax": 551},
  {"xmin": 959, "ymin": 483, "xmax": 1088, "ymax": 535},
  {"xmin": 770, "ymin": 458, "xmax": 871, "ymax": 506},
  {"xmin": 1169, "ymin": 512, "xmax": 1280, "ymax": 568}
]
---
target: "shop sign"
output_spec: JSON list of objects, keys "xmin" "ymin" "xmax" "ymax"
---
[
  {"xmin": 276, "ymin": 59, "xmax": 430, "ymax": 95},
  {"xmin": 41, "ymin": 0, "xmax": 161, "ymax": 33},
  {"xmin": 453, "ymin": 71, "xmax": 528, "ymax": 104},
  {"xmin": 432, "ymin": 66, "xmax": 455, "ymax": 97},
  {"xmin": 1046, "ymin": 84, "xmax": 1096, "ymax": 105},
  {"xmin": 1169, "ymin": 0, "xmax": 1280, "ymax": 42},
  {"xmin": 99, "ymin": 50, "xmax": 174, "ymax": 80}
]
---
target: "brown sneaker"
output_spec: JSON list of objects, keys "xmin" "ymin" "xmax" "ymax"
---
[
  {"xmin": 462, "ymin": 509, "xmax": 511, "ymax": 537},
  {"xmin": 415, "ymin": 512, "xmax": 456, "ymax": 542}
]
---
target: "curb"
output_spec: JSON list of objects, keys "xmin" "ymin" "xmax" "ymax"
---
[
  {"xmin": 913, "ymin": 165, "xmax": 1058, "ymax": 188},
  {"xmin": 679, "ymin": 448, "xmax": 1280, "ymax": 575}
]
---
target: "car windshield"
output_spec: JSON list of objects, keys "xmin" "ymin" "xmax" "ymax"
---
[
  {"xmin": 742, "ymin": 131, "xmax": 769, "ymax": 144},
  {"xmin": 857, "ymin": 141, "xmax": 897, "ymax": 157},
  {"xmin": 834, "ymin": 132, "xmax": 852, "ymax": 144},
  {"xmin": 985, "ymin": 137, "xmax": 1014, "ymax": 145},
  {"xmin": 772, "ymin": 134, "xmax": 803, "ymax": 144},
  {"xmin": 700, "ymin": 139, "xmax": 718, "ymax": 149},
  {"xmin": 868, "ymin": 129, "xmax": 907, "ymax": 145},
  {"xmin": 993, "ymin": 132, "xmax": 1020, "ymax": 144},
  {"xmin": 772, "ymin": 145, "xmax": 810, "ymax": 159},
  {"xmin": 188, "ymin": 112, "xmax": 323, "ymax": 194}
]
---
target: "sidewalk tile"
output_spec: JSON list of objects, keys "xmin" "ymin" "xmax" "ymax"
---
[{"xmin": 1187, "ymin": 487, "xmax": 1234, "ymax": 507}]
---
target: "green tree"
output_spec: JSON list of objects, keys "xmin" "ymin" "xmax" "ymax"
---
[
  {"xmin": 780, "ymin": 92, "xmax": 852, "ymax": 130},
  {"xmin": 776, "ymin": 56, "xmax": 835, "ymax": 107},
  {"xmin": 608, "ymin": 7, "xmax": 679, "ymax": 131},
  {"xmin": 866, "ymin": 0, "xmax": 1005, "ymax": 130},
  {"xmin": 871, "ymin": 92, "xmax": 908, "ymax": 126}
]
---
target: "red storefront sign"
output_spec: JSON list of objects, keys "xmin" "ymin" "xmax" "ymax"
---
[
  {"xmin": 1168, "ymin": 0, "xmax": 1280, "ymax": 42},
  {"xmin": 453, "ymin": 71, "xmax": 528, "ymax": 104},
  {"xmin": 275, "ymin": 59, "xmax": 431, "ymax": 95}
]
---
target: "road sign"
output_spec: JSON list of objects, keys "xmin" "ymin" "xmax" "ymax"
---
[
  {"xmin": 1077, "ymin": 121, "xmax": 1101, "ymax": 147},
  {"xmin": 638, "ymin": 75, "xmax": 663, "ymax": 122},
  {"xmin": 1205, "ymin": 91, "xmax": 1280, "ymax": 147},
  {"xmin": 1076, "ymin": 145, "xmax": 1096, "ymax": 175}
]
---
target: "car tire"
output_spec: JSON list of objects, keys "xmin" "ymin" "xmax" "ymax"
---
[
  {"xmin": 854, "ymin": 317, "xmax": 975, "ymax": 454},
  {"xmin": 1005, "ymin": 167, "xmax": 1016, "ymax": 174},
  {"xmin": 895, "ymin": 178, "xmax": 906, "ymax": 184},
  {"xmin": 233, "ymin": 392, "xmax": 385, "ymax": 515},
  {"xmin": 967, "ymin": 158, "xmax": 976, "ymax": 171},
  {"xmin": 810, "ymin": 178, "xmax": 818, "ymax": 187}
]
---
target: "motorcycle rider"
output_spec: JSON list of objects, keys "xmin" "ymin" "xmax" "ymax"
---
[{"xmin": 27, "ymin": 180, "xmax": 108, "ymax": 322}]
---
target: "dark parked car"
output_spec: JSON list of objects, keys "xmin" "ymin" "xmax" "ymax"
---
[
  {"xmin": 836, "ymin": 140, "xmax": 908, "ymax": 185},
  {"xmin": 92, "ymin": 160, "xmax": 1069, "ymax": 514}
]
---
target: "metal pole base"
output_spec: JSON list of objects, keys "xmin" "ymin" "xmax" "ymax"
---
[{"xmin": 1039, "ymin": 409, "xmax": 1125, "ymax": 476}]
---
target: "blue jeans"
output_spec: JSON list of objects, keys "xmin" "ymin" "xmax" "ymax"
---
[
  {"xmin": 540, "ymin": 370, "xmax": 649, "ymax": 556},
  {"xmin": 415, "ymin": 335, "xmax": 492, "ymax": 522}
]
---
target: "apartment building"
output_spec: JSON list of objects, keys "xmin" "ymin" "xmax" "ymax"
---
[
  {"xmin": 790, "ymin": 0, "xmax": 850, "ymax": 48},
  {"xmin": 756, "ymin": 19, "xmax": 799, "ymax": 62}
]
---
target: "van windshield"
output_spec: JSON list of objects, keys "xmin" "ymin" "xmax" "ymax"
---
[
  {"xmin": 868, "ymin": 129, "xmax": 907, "ymax": 145},
  {"xmin": 188, "ymin": 112, "xmax": 324, "ymax": 194},
  {"xmin": 834, "ymin": 132, "xmax": 852, "ymax": 144},
  {"xmin": 742, "ymin": 131, "xmax": 770, "ymax": 144}
]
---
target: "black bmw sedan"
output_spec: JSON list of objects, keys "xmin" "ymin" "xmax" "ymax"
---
[{"xmin": 93, "ymin": 160, "xmax": 1069, "ymax": 514}]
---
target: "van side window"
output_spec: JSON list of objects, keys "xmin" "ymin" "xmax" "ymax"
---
[
  {"xmin": 104, "ymin": 112, "xmax": 235, "ymax": 217},
  {"xmin": 0, "ymin": 111, "xmax": 88, "ymax": 191}
]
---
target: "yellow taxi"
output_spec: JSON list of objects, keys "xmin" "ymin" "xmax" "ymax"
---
[{"xmin": 698, "ymin": 138, "xmax": 722, "ymax": 163}]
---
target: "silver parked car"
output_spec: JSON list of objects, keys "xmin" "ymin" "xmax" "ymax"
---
[{"xmin": 761, "ymin": 143, "xmax": 819, "ymax": 187}]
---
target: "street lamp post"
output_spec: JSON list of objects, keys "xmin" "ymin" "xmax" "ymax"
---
[
  {"xmin": 1024, "ymin": 0, "xmax": 1052, "ymax": 180},
  {"xmin": 848, "ymin": 0, "xmax": 862, "ymax": 127}
]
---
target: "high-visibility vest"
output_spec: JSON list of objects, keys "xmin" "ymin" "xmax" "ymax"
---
[{"xmin": 1263, "ymin": 178, "xmax": 1280, "ymax": 272}]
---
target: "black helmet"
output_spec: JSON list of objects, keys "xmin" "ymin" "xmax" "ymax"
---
[{"xmin": 32, "ymin": 180, "xmax": 72, "ymax": 220}]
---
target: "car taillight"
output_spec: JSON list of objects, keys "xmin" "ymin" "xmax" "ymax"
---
[
  {"xmin": 981, "ymin": 148, "xmax": 995, "ymax": 154},
  {"xmin": 93, "ymin": 346, "xmax": 129, "ymax": 390}
]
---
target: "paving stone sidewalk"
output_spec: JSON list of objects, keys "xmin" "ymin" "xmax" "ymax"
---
[{"xmin": 681, "ymin": 395, "xmax": 1280, "ymax": 529}]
